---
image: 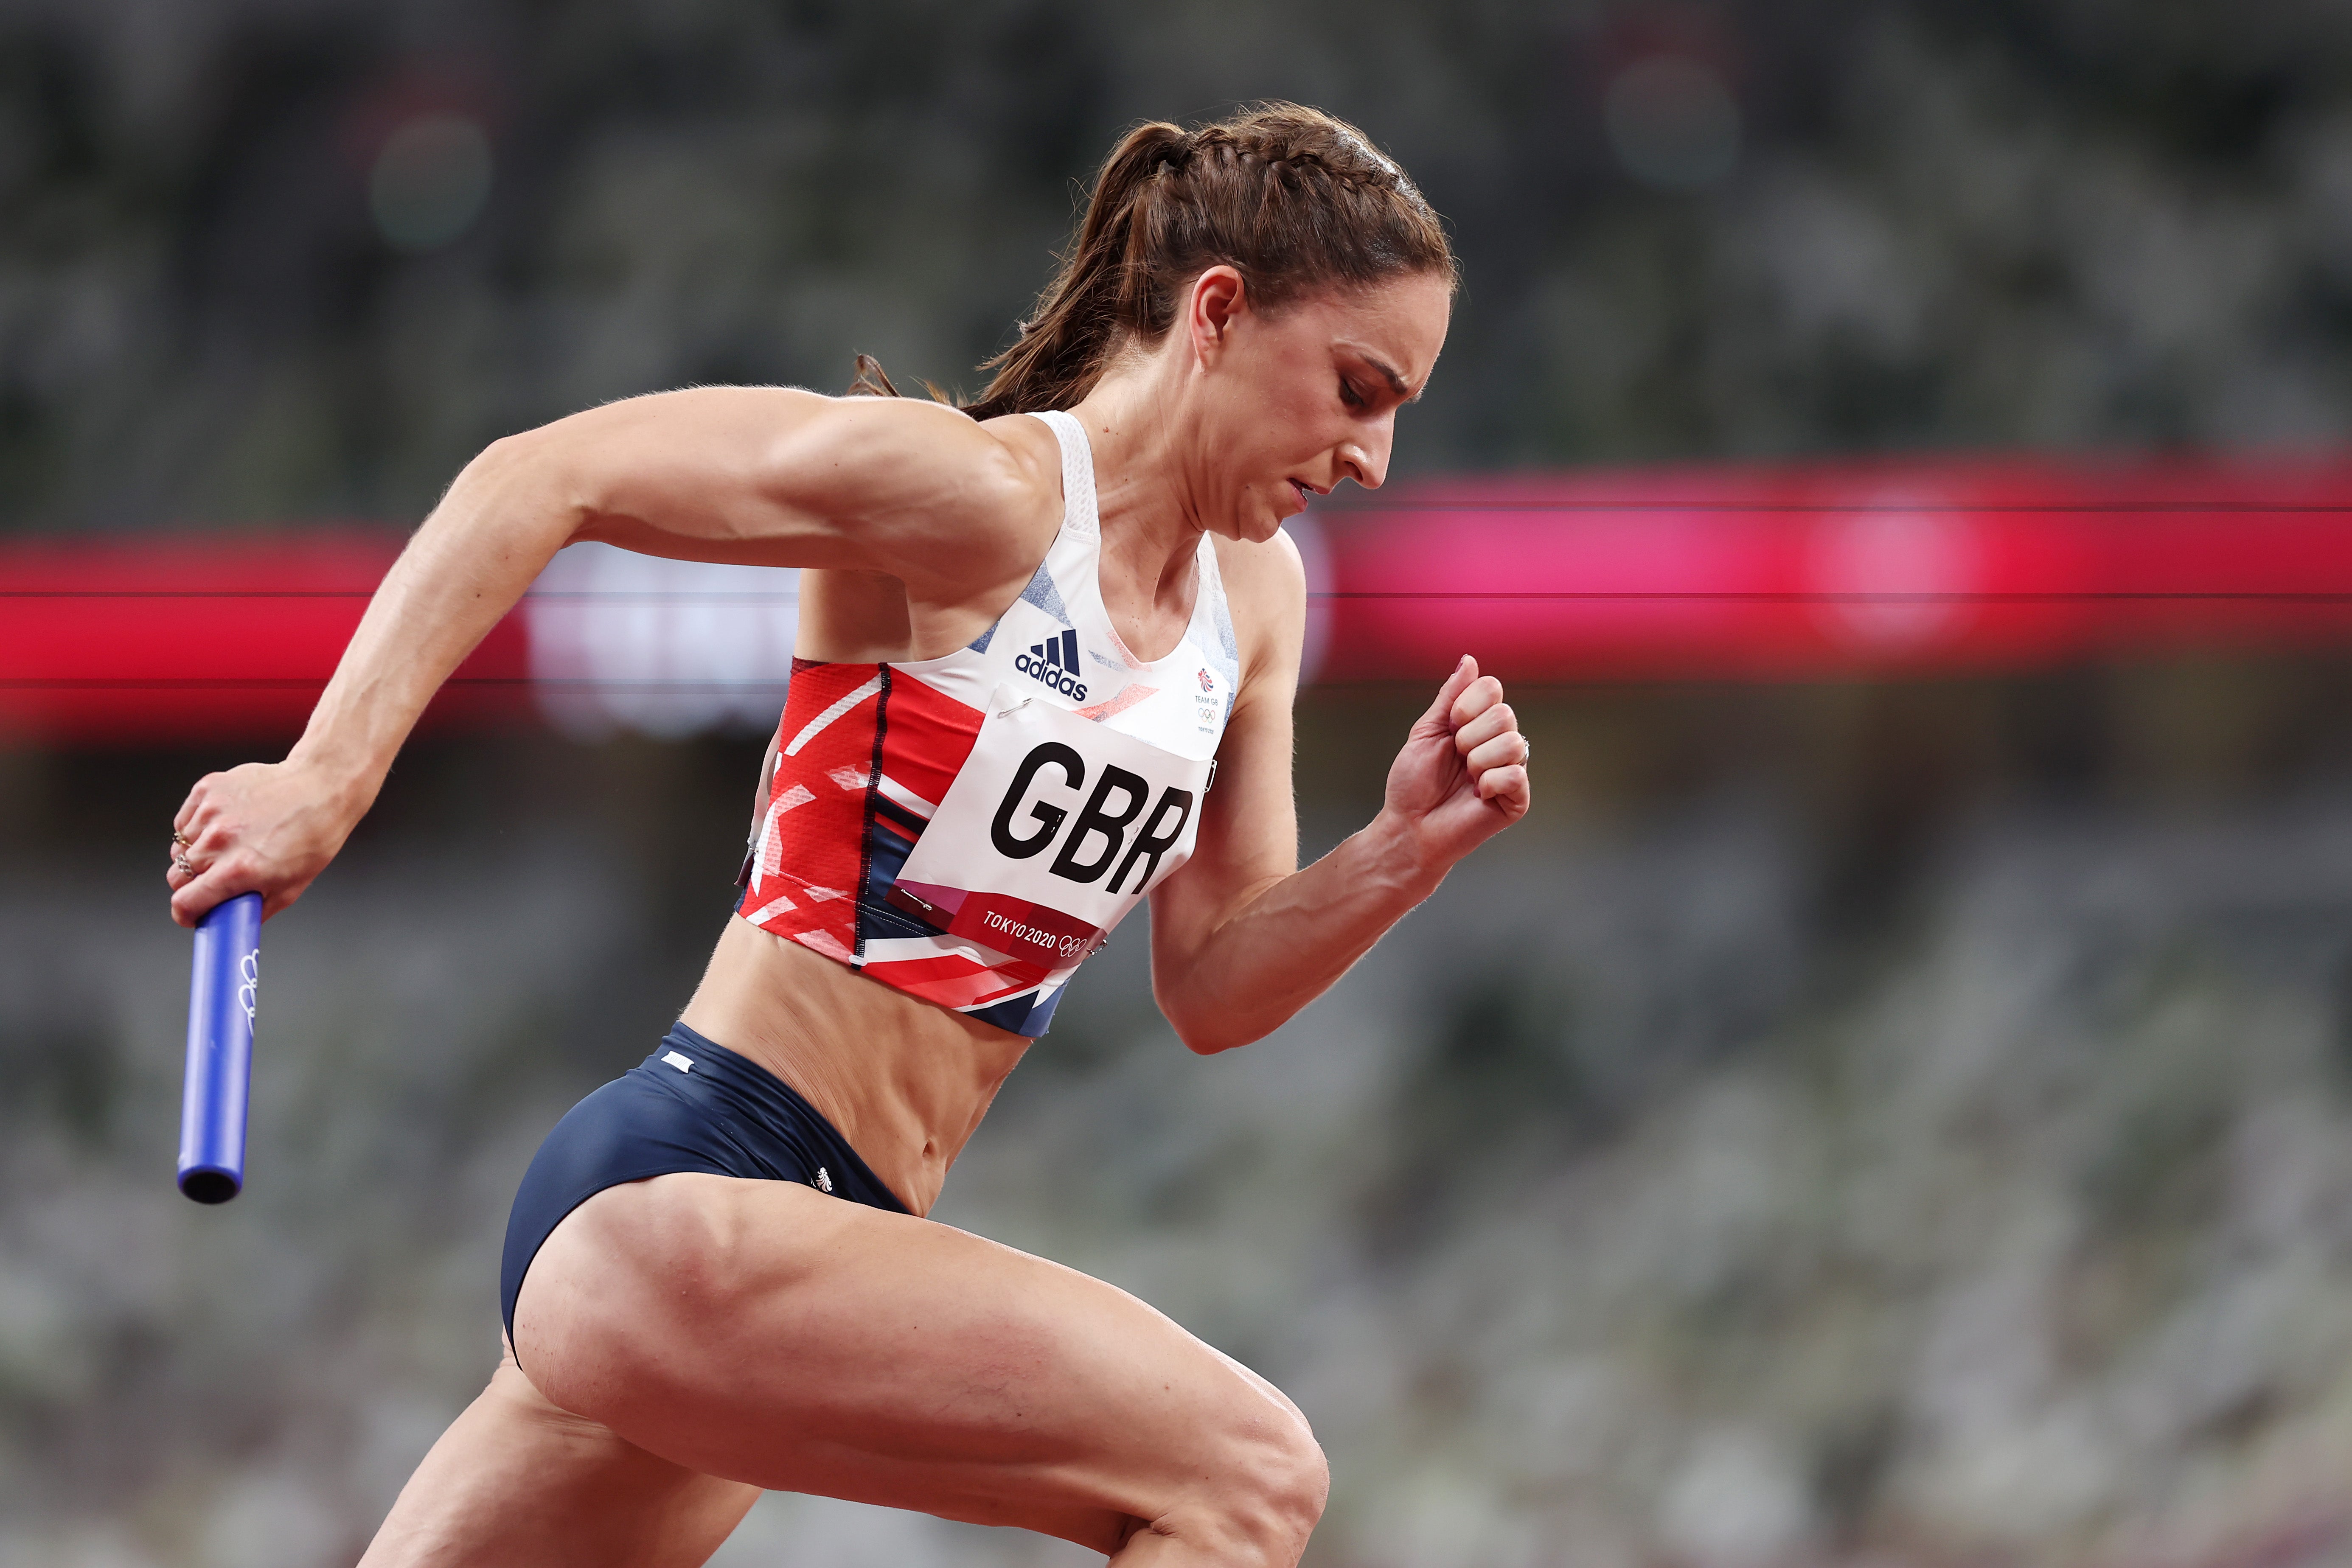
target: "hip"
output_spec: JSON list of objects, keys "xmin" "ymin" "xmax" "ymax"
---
[
  {"xmin": 679, "ymin": 912, "xmax": 1033, "ymax": 1208},
  {"xmin": 499, "ymin": 1021, "xmax": 909, "ymax": 1349}
]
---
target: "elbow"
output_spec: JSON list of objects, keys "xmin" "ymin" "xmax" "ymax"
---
[
  {"xmin": 463, "ymin": 429, "xmax": 542, "ymax": 486},
  {"xmin": 453, "ymin": 424, "xmax": 592, "ymax": 541},
  {"xmin": 1176, "ymin": 1023, "xmax": 1241, "ymax": 1057},
  {"xmin": 1159, "ymin": 988, "xmax": 1266, "ymax": 1057}
]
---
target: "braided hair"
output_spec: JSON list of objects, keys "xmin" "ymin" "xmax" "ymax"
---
[{"xmin": 851, "ymin": 104, "xmax": 1454, "ymax": 417}]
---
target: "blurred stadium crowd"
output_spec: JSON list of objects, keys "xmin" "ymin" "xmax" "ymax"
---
[
  {"xmin": 9, "ymin": 3, "xmax": 2352, "ymax": 1567},
  {"xmin": 8, "ymin": 0, "xmax": 2352, "ymax": 528}
]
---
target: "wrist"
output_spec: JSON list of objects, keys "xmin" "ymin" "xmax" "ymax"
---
[
  {"xmin": 1361, "ymin": 807, "xmax": 1450, "ymax": 901},
  {"xmin": 281, "ymin": 742, "xmax": 383, "ymax": 826}
]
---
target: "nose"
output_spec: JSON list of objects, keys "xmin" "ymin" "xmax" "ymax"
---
[{"xmin": 1340, "ymin": 418, "xmax": 1394, "ymax": 491}]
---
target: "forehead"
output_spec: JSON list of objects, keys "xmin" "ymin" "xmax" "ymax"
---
[{"xmin": 1286, "ymin": 272, "xmax": 1451, "ymax": 386}]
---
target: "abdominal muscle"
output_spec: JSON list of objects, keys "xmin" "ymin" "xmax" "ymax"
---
[
  {"xmin": 676, "ymin": 906, "xmax": 1033, "ymax": 1217},
  {"xmin": 670, "ymin": 543, "xmax": 1057, "ymax": 1217}
]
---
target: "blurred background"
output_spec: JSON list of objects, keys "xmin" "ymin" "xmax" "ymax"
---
[{"xmin": 10, "ymin": 1, "xmax": 2352, "ymax": 1565}]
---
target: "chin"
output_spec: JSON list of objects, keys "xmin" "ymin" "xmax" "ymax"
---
[{"xmin": 1216, "ymin": 502, "xmax": 1279, "ymax": 542}]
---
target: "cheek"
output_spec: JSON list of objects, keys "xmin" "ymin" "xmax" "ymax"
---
[
  {"xmin": 1211, "ymin": 342, "xmax": 1337, "ymax": 481},
  {"xmin": 1206, "ymin": 410, "xmax": 1280, "ymax": 479},
  {"xmin": 1234, "ymin": 388, "xmax": 1330, "ymax": 469}
]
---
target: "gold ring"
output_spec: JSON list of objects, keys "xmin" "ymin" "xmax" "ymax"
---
[{"xmin": 172, "ymin": 829, "xmax": 191, "ymax": 847}]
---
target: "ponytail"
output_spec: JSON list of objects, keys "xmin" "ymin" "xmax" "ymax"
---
[
  {"xmin": 961, "ymin": 123, "xmax": 1190, "ymax": 419},
  {"xmin": 850, "ymin": 104, "xmax": 1453, "ymax": 419}
]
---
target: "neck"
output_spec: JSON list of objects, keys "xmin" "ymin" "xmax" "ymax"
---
[{"xmin": 1067, "ymin": 359, "xmax": 1212, "ymax": 613}]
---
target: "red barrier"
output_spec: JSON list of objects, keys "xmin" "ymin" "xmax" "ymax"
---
[
  {"xmin": 0, "ymin": 532, "xmax": 529, "ymax": 744},
  {"xmin": 1321, "ymin": 452, "xmax": 2352, "ymax": 683},
  {"xmin": 6, "ymin": 451, "xmax": 2352, "ymax": 744}
]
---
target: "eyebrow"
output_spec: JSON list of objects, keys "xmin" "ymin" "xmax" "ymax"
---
[{"xmin": 1342, "ymin": 345, "xmax": 1423, "ymax": 403}]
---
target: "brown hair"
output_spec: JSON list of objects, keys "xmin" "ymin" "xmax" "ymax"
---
[{"xmin": 849, "ymin": 103, "xmax": 1454, "ymax": 416}]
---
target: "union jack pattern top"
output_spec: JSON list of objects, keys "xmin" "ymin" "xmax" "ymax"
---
[{"xmin": 738, "ymin": 411, "xmax": 1243, "ymax": 1038}]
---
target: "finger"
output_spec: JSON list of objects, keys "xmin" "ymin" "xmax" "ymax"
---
[
  {"xmin": 1449, "ymin": 674, "xmax": 1504, "ymax": 729},
  {"xmin": 1453, "ymin": 701, "xmax": 1517, "ymax": 754},
  {"xmin": 1476, "ymin": 761, "xmax": 1530, "ymax": 813},
  {"xmin": 1417, "ymin": 655, "xmax": 1479, "ymax": 729},
  {"xmin": 170, "ymin": 858, "xmax": 250, "ymax": 931},
  {"xmin": 173, "ymin": 774, "xmax": 217, "ymax": 837},
  {"xmin": 1464, "ymin": 730, "xmax": 1529, "ymax": 774},
  {"xmin": 166, "ymin": 827, "xmax": 204, "ymax": 881}
]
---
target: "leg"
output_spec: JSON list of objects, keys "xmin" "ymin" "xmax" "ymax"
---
[
  {"xmin": 359, "ymin": 1344, "xmax": 759, "ymax": 1568},
  {"xmin": 516, "ymin": 1174, "xmax": 1328, "ymax": 1565}
]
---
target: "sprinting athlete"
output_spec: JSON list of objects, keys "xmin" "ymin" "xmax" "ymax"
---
[{"xmin": 166, "ymin": 103, "xmax": 1530, "ymax": 1568}]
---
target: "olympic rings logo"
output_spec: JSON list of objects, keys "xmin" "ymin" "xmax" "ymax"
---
[{"xmin": 238, "ymin": 950, "xmax": 260, "ymax": 1027}]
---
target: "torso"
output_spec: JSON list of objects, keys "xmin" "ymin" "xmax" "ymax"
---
[{"xmin": 679, "ymin": 410, "xmax": 1250, "ymax": 1213}]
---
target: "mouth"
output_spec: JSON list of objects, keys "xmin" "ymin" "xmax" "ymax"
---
[{"xmin": 1286, "ymin": 478, "xmax": 1322, "ymax": 509}]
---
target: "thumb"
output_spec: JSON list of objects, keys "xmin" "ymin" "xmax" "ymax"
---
[{"xmin": 1417, "ymin": 655, "xmax": 1479, "ymax": 732}]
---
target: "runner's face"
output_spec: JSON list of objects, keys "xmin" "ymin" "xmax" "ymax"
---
[{"xmin": 1200, "ymin": 269, "xmax": 1451, "ymax": 541}]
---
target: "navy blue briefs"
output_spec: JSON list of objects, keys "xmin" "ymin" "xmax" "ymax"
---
[{"xmin": 499, "ymin": 1022, "xmax": 910, "ymax": 1348}]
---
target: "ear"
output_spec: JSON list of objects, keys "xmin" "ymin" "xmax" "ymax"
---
[{"xmin": 1184, "ymin": 265, "xmax": 1248, "ymax": 370}]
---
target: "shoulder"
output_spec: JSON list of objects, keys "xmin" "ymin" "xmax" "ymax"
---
[
  {"xmin": 771, "ymin": 395, "xmax": 1050, "ymax": 515},
  {"xmin": 758, "ymin": 394, "xmax": 1064, "ymax": 586},
  {"xmin": 1212, "ymin": 528, "xmax": 1308, "ymax": 684},
  {"xmin": 1214, "ymin": 527, "xmax": 1307, "ymax": 622},
  {"xmin": 967, "ymin": 410, "xmax": 1065, "ymax": 516},
  {"xmin": 550, "ymin": 383, "xmax": 1058, "ymax": 532}
]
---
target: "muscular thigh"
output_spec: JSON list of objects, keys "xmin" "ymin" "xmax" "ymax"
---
[{"xmin": 513, "ymin": 1173, "xmax": 1312, "ymax": 1555}]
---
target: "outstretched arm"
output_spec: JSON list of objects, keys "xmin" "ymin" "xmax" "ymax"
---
[
  {"xmin": 1149, "ymin": 553, "xmax": 1530, "ymax": 1053},
  {"xmin": 167, "ymin": 387, "xmax": 1047, "ymax": 927}
]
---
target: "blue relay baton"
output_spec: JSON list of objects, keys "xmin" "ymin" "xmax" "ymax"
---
[{"xmin": 178, "ymin": 892, "xmax": 262, "ymax": 1204}]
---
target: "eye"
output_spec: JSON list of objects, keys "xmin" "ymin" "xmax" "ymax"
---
[{"xmin": 1339, "ymin": 377, "xmax": 1366, "ymax": 409}]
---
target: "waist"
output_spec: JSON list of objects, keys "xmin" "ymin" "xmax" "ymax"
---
[{"xmin": 677, "ymin": 914, "xmax": 1033, "ymax": 1215}]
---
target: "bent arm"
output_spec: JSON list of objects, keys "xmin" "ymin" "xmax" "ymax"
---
[
  {"xmin": 1152, "ymin": 786, "xmax": 1447, "ymax": 1056},
  {"xmin": 306, "ymin": 389, "xmax": 1026, "ymax": 803},
  {"xmin": 282, "ymin": 437, "xmax": 570, "ymax": 820},
  {"xmin": 168, "ymin": 387, "xmax": 1044, "ymax": 926},
  {"xmin": 1149, "ymin": 550, "xmax": 1531, "ymax": 1053}
]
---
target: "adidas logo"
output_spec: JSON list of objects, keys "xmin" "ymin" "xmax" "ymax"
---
[{"xmin": 1014, "ymin": 629, "xmax": 1089, "ymax": 700}]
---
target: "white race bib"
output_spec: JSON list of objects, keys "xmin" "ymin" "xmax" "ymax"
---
[{"xmin": 890, "ymin": 688, "xmax": 1212, "ymax": 969}]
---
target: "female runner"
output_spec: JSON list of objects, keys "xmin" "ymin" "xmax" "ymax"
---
[{"xmin": 166, "ymin": 103, "xmax": 1530, "ymax": 1567}]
